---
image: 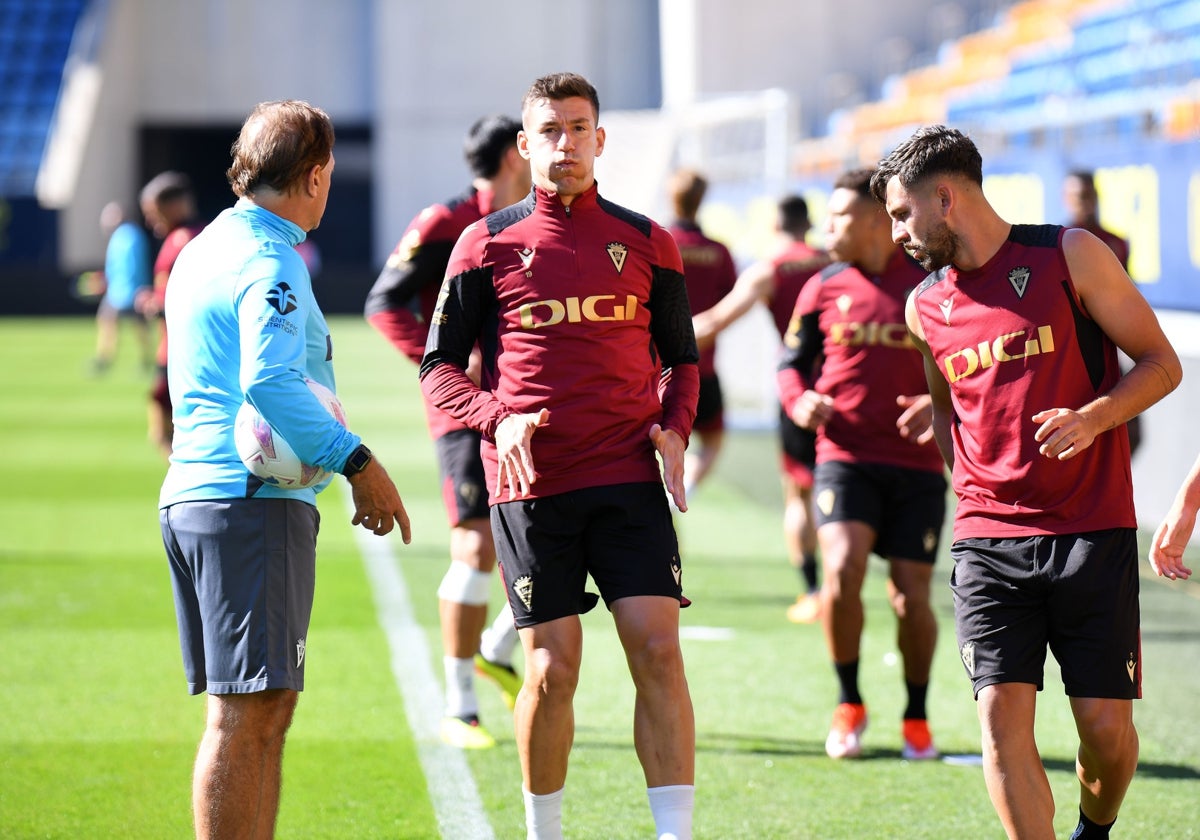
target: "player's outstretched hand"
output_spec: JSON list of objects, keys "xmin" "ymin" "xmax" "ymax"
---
[
  {"xmin": 495, "ymin": 409, "xmax": 549, "ymax": 500},
  {"xmin": 896, "ymin": 393, "xmax": 934, "ymax": 444},
  {"xmin": 651, "ymin": 424, "xmax": 688, "ymax": 512},
  {"xmin": 1032, "ymin": 407, "xmax": 1097, "ymax": 461},
  {"xmin": 1149, "ymin": 508, "xmax": 1195, "ymax": 581},
  {"xmin": 348, "ymin": 458, "xmax": 412, "ymax": 542}
]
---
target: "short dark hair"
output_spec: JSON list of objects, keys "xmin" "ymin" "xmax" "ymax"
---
[
  {"xmin": 522, "ymin": 72, "xmax": 600, "ymax": 123},
  {"xmin": 778, "ymin": 195, "xmax": 810, "ymax": 235},
  {"xmin": 869, "ymin": 125, "xmax": 982, "ymax": 203},
  {"xmin": 227, "ymin": 100, "xmax": 335, "ymax": 198},
  {"xmin": 140, "ymin": 171, "xmax": 192, "ymax": 208},
  {"xmin": 833, "ymin": 167, "xmax": 876, "ymax": 199},
  {"xmin": 668, "ymin": 168, "xmax": 708, "ymax": 220},
  {"xmin": 1065, "ymin": 169, "xmax": 1096, "ymax": 189},
  {"xmin": 464, "ymin": 115, "xmax": 521, "ymax": 179}
]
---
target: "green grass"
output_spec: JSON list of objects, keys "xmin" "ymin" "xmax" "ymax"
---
[{"xmin": 3, "ymin": 316, "xmax": 1199, "ymax": 838}]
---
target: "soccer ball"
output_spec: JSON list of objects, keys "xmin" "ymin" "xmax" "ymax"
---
[{"xmin": 234, "ymin": 378, "xmax": 348, "ymax": 488}]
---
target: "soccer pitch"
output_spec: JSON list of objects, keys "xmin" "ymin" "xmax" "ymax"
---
[{"xmin": 2, "ymin": 316, "xmax": 1198, "ymax": 839}]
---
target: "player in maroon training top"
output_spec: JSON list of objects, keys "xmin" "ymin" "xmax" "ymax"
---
[
  {"xmin": 692, "ymin": 194, "xmax": 830, "ymax": 622},
  {"xmin": 420, "ymin": 72, "xmax": 699, "ymax": 840},
  {"xmin": 777, "ymin": 168, "xmax": 946, "ymax": 762},
  {"xmin": 135, "ymin": 172, "xmax": 203, "ymax": 460},
  {"xmin": 364, "ymin": 115, "xmax": 530, "ymax": 750},
  {"xmin": 875, "ymin": 125, "xmax": 1180, "ymax": 840},
  {"xmin": 1063, "ymin": 168, "xmax": 1142, "ymax": 455},
  {"xmin": 665, "ymin": 168, "xmax": 737, "ymax": 497}
]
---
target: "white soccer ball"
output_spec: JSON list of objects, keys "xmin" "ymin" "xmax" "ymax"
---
[{"xmin": 234, "ymin": 378, "xmax": 348, "ymax": 489}]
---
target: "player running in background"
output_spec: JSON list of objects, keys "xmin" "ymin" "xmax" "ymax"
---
[
  {"xmin": 421, "ymin": 72, "xmax": 699, "ymax": 840},
  {"xmin": 665, "ymin": 168, "xmax": 737, "ymax": 498},
  {"xmin": 365, "ymin": 115, "xmax": 531, "ymax": 749},
  {"xmin": 136, "ymin": 171, "xmax": 204, "ymax": 459},
  {"xmin": 875, "ymin": 125, "xmax": 1180, "ymax": 840},
  {"xmin": 160, "ymin": 99, "xmax": 411, "ymax": 840},
  {"xmin": 692, "ymin": 194, "xmax": 829, "ymax": 623},
  {"xmin": 777, "ymin": 168, "xmax": 946, "ymax": 761}
]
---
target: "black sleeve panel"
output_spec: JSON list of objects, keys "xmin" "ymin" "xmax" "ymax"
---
[
  {"xmin": 778, "ymin": 311, "xmax": 823, "ymax": 375},
  {"xmin": 419, "ymin": 264, "xmax": 494, "ymax": 378},
  {"xmin": 363, "ymin": 241, "xmax": 455, "ymax": 318},
  {"xmin": 648, "ymin": 266, "xmax": 700, "ymax": 368}
]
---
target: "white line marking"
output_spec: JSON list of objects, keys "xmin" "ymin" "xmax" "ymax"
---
[
  {"xmin": 346, "ymin": 495, "xmax": 494, "ymax": 840},
  {"xmin": 679, "ymin": 625, "xmax": 736, "ymax": 641}
]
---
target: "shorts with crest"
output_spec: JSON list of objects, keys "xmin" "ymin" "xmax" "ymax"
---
[
  {"xmin": 490, "ymin": 482, "xmax": 687, "ymax": 628},
  {"xmin": 950, "ymin": 528, "xmax": 1141, "ymax": 699},
  {"xmin": 813, "ymin": 460, "xmax": 946, "ymax": 563},
  {"xmin": 434, "ymin": 428, "xmax": 489, "ymax": 526}
]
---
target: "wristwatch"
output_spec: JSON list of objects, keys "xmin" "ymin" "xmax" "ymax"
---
[{"xmin": 341, "ymin": 444, "xmax": 373, "ymax": 478}]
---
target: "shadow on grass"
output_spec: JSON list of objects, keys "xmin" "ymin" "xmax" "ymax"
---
[{"xmin": 1040, "ymin": 756, "xmax": 1200, "ymax": 781}]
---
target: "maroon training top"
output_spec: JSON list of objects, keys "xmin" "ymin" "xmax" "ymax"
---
[{"xmin": 420, "ymin": 184, "xmax": 700, "ymax": 502}]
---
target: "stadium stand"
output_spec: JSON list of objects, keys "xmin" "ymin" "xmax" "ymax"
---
[
  {"xmin": 793, "ymin": 0, "xmax": 1200, "ymax": 177},
  {"xmin": 0, "ymin": 0, "xmax": 89, "ymax": 197}
]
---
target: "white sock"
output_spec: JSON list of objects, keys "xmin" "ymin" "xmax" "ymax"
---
[
  {"xmin": 648, "ymin": 784, "xmax": 694, "ymax": 840},
  {"xmin": 523, "ymin": 787, "xmax": 564, "ymax": 840},
  {"xmin": 443, "ymin": 656, "xmax": 477, "ymax": 718},
  {"xmin": 480, "ymin": 603, "xmax": 520, "ymax": 666}
]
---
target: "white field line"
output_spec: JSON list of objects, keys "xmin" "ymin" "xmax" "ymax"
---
[{"xmin": 345, "ymin": 494, "xmax": 495, "ymax": 840}]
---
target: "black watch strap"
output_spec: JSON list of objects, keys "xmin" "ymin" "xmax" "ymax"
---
[{"xmin": 341, "ymin": 444, "xmax": 373, "ymax": 477}]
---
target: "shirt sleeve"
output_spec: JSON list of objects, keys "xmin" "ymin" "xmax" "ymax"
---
[
  {"xmin": 419, "ymin": 229, "xmax": 513, "ymax": 435},
  {"xmin": 776, "ymin": 274, "xmax": 825, "ymax": 413},
  {"xmin": 237, "ymin": 253, "xmax": 360, "ymax": 471},
  {"xmin": 363, "ymin": 234, "xmax": 455, "ymax": 364},
  {"xmin": 647, "ymin": 262, "xmax": 701, "ymax": 442}
]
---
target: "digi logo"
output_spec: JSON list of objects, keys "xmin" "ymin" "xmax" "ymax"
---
[
  {"xmin": 828, "ymin": 321, "xmax": 913, "ymax": 349},
  {"xmin": 515, "ymin": 294, "xmax": 639, "ymax": 329},
  {"xmin": 942, "ymin": 325, "xmax": 1055, "ymax": 383}
]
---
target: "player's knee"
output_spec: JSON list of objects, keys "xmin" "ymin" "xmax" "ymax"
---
[
  {"xmin": 437, "ymin": 560, "xmax": 492, "ymax": 606},
  {"xmin": 1076, "ymin": 703, "xmax": 1137, "ymax": 761},
  {"xmin": 525, "ymin": 650, "xmax": 580, "ymax": 701},
  {"xmin": 627, "ymin": 633, "xmax": 685, "ymax": 685}
]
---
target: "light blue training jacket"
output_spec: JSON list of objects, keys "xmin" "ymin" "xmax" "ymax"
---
[{"xmin": 159, "ymin": 199, "xmax": 361, "ymax": 508}]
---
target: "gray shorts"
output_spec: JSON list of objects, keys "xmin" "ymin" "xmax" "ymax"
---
[{"xmin": 160, "ymin": 498, "xmax": 319, "ymax": 695}]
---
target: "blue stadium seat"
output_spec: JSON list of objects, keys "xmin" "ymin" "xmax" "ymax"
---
[{"xmin": 0, "ymin": 0, "xmax": 88, "ymax": 197}]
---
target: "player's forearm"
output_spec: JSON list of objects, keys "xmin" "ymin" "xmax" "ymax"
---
[
  {"xmin": 659, "ymin": 362, "xmax": 699, "ymax": 444},
  {"xmin": 419, "ymin": 362, "xmax": 512, "ymax": 437},
  {"xmin": 365, "ymin": 310, "xmax": 427, "ymax": 365}
]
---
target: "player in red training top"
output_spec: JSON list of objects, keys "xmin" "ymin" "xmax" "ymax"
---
[
  {"xmin": 665, "ymin": 168, "xmax": 737, "ymax": 497},
  {"xmin": 135, "ymin": 172, "xmax": 203, "ymax": 460},
  {"xmin": 1063, "ymin": 169, "xmax": 1142, "ymax": 455},
  {"xmin": 874, "ymin": 125, "xmax": 1181, "ymax": 840},
  {"xmin": 420, "ymin": 72, "xmax": 699, "ymax": 840},
  {"xmin": 777, "ymin": 168, "xmax": 946, "ymax": 762},
  {"xmin": 364, "ymin": 115, "xmax": 531, "ymax": 749},
  {"xmin": 693, "ymin": 194, "xmax": 830, "ymax": 623}
]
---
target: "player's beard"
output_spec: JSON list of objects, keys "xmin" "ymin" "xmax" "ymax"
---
[{"xmin": 911, "ymin": 219, "xmax": 959, "ymax": 272}]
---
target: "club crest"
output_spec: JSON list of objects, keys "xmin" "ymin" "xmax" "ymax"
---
[
  {"xmin": 1008, "ymin": 266, "xmax": 1031, "ymax": 298},
  {"xmin": 960, "ymin": 641, "xmax": 975, "ymax": 676},
  {"xmin": 512, "ymin": 574, "xmax": 534, "ymax": 611},
  {"xmin": 606, "ymin": 242, "xmax": 628, "ymax": 273}
]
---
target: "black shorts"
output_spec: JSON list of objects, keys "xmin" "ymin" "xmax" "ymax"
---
[
  {"xmin": 434, "ymin": 428, "xmax": 489, "ymax": 526},
  {"xmin": 490, "ymin": 482, "xmax": 686, "ymax": 628},
  {"xmin": 694, "ymin": 374, "xmax": 725, "ymax": 433},
  {"xmin": 950, "ymin": 528, "xmax": 1141, "ymax": 699},
  {"xmin": 813, "ymin": 460, "xmax": 946, "ymax": 563},
  {"xmin": 778, "ymin": 405, "xmax": 816, "ymax": 468}
]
